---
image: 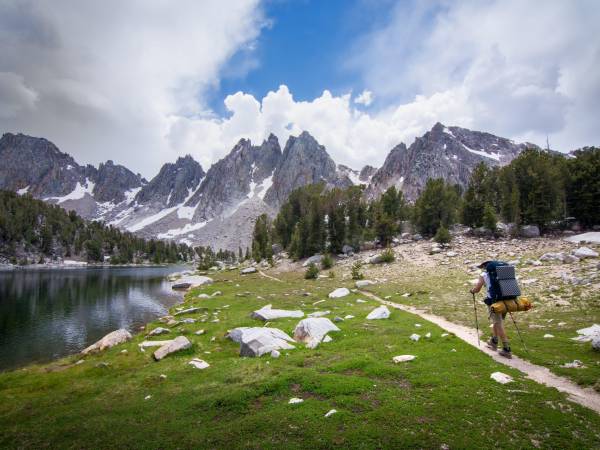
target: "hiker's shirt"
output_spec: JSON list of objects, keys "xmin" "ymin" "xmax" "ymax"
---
[{"xmin": 481, "ymin": 271, "xmax": 491, "ymax": 299}]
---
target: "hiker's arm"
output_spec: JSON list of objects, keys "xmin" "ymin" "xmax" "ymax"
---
[{"xmin": 470, "ymin": 276, "xmax": 484, "ymax": 294}]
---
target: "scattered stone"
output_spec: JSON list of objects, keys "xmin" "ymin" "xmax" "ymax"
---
[
  {"xmin": 159, "ymin": 374, "xmax": 167, "ymax": 379},
  {"xmin": 333, "ymin": 316, "xmax": 344, "ymax": 323},
  {"xmin": 344, "ymin": 315, "xmax": 355, "ymax": 319},
  {"xmin": 425, "ymin": 332, "xmax": 431, "ymax": 338},
  {"xmin": 356, "ymin": 299, "xmax": 367, "ymax": 303},
  {"xmin": 328, "ymin": 287, "xmax": 350, "ymax": 298},
  {"xmin": 194, "ymin": 330, "xmax": 205, "ymax": 335},
  {"xmin": 251, "ymin": 304, "xmax": 304, "ymax": 321},
  {"xmin": 82, "ymin": 329, "xmax": 132, "ymax": 355},
  {"xmin": 573, "ymin": 247, "xmax": 599, "ymax": 259},
  {"xmin": 571, "ymin": 324, "xmax": 600, "ymax": 342},
  {"xmin": 355, "ymin": 280, "xmax": 375, "ymax": 288},
  {"xmin": 145, "ymin": 395, "xmax": 152, "ymax": 400},
  {"xmin": 271, "ymin": 350, "xmax": 281, "ymax": 358},
  {"xmin": 441, "ymin": 333, "xmax": 449, "ymax": 337},
  {"xmin": 543, "ymin": 334, "xmax": 555, "ymax": 338},
  {"xmin": 228, "ymin": 327, "xmax": 296, "ymax": 357},
  {"xmin": 490, "ymin": 372, "xmax": 514, "ymax": 384},
  {"xmin": 197, "ymin": 294, "xmax": 211, "ymax": 299},
  {"xmin": 153, "ymin": 336, "xmax": 192, "ymax": 361},
  {"xmin": 520, "ymin": 225, "xmax": 540, "ymax": 238},
  {"xmin": 368, "ymin": 254, "xmax": 384, "ymax": 264},
  {"xmin": 324, "ymin": 409, "xmax": 337, "ymax": 418},
  {"xmin": 188, "ymin": 358, "xmax": 210, "ymax": 370},
  {"xmin": 302, "ymin": 254, "xmax": 323, "ymax": 267},
  {"xmin": 212, "ymin": 291, "xmax": 222, "ymax": 297},
  {"xmin": 446, "ymin": 251, "xmax": 458, "ymax": 257},
  {"xmin": 393, "ymin": 355, "xmax": 416, "ymax": 363},
  {"xmin": 174, "ymin": 307, "xmax": 204, "ymax": 316},
  {"xmin": 289, "ymin": 398, "xmax": 304, "ymax": 404},
  {"xmin": 293, "ymin": 318, "xmax": 340, "ymax": 349},
  {"xmin": 171, "ymin": 275, "xmax": 213, "ymax": 290},
  {"xmin": 120, "ymin": 349, "xmax": 128, "ymax": 354},
  {"xmin": 410, "ymin": 334, "xmax": 420, "ymax": 342},
  {"xmin": 241, "ymin": 267, "xmax": 257, "ymax": 275},
  {"xmin": 366, "ymin": 305, "xmax": 390, "ymax": 320},
  {"xmin": 308, "ymin": 310, "xmax": 331, "ymax": 318},
  {"xmin": 561, "ymin": 360, "xmax": 585, "ymax": 369},
  {"xmin": 180, "ymin": 318, "xmax": 196, "ymax": 324}
]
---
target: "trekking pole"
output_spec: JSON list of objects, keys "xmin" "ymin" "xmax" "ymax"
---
[
  {"xmin": 508, "ymin": 311, "xmax": 530, "ymax": 356},
  {"xmin": 471, "ymin": 293, "xmax": 480, "ymax": 347}
]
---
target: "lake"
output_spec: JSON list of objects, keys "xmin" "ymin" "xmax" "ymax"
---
[{"xmin": 0, "ymin": 265, "xmax": 190, "ymax": 371}]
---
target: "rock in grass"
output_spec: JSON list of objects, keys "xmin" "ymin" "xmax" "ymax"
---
[
  {"xmin": 366, "ymin": 305, "xmax": 390, "ymax": 320},
  {"xmin": 308, "ymin": 310, "xmax": 331, "ymax": 318},
  {"xmin": 139, "ymin": 340, "xmax": 174, "ymax": 348},
  {"xmin": 174, "ymin": 307, "xmax": 205, "ymax": 316},
  {"xmin": 328, "ymin": 287, "xmax": 350, "ymax": 298},
  {"xmin": 409, "ymin": 334, "xmax": 420, "ymax": 342},
  {"xmin": 228, "ymin": 327, "xmax": 296, "ymax": 357},
  {"xmin": 153, "ymin": 336, "xmax": 191, "ymax": 361},
  {"xmin": 147, "ymin": 327, "xmax": 170, "ymax": 336},
  {"xmin": 573, "ymin": 247, "xmax": 599, "ymax": 259},
  {"xmin": 561, "ymin": 360, "xmax": 585, "ymax": 368},
  {"xmin": 302, "ymin": 254, "xmax": 322, "ymax": 267},
  {"xmin": 355, "ymin": 280, "xmax": 375, "ymax": 288},
  {"xmin": 393, "ymin": 355, "xmax": 416, "ymax": 363},
  {"xmin": 188, "ymin": 358, "xmax": 210, "ymax": 369},
  {"xmin": 171, "ymin": 275, "xmax": 213, "ymax": 290},
  {"xmin": 592, "ymin": 336, "xmax": 600, "ymax": 351},
  {"xmin": 251, "ymin": 304, "xmax": 304, "ymax": 321},
  {"xmin": 543, "ymin": 334, "xmax": 554, "ymax": 338},
  {"xmin": 293, "ymin": 318, "xmax": 340, "ymax": 349},
  {"xmin": 324, "ymin": 409, "xmax": 337, "ymax": 417},
  {"xmin": 490, "ymin": 372, "xmax": 513, "ymax": 384},
  {"xmin": 81, "ymin": 329, "xmax": 132, "ymax": 355},
  {"xmin": 289, "ymin": 398, "xmax": 303, "ymax": 404}
]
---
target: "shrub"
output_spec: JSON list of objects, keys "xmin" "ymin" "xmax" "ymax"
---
[
  {"xmin": 351, "ymin": 261, "xmax": 364, "ymax": 280},
  {"xmin": 380, "ymin": 247, "xmax": 395, "ymax": 263},
  {"xmin": 304, "ymin": 263, "xmax": 319, "ymax": 279},
  {"xmin": 434, "ymin": 225, "xmax": 452, "ymax": 244},
  {"xmin": 321, "ymin": 254, "xmax": 334, "ymax": 269},
  {"xmin": 328, "ymin": 270, "xmax": 335, "ymax": 279}
]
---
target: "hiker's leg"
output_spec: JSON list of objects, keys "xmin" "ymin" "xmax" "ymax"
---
[
  {"xmin": 487, "ymin": 307, "xmax": 499, "ymax": 349},
  {"xmin": 497, "ymin": 317, "xmax": 510, "ymax": 350}
]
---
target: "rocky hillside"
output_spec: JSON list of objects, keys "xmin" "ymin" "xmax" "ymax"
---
[
  {"xmin": 0, "ymin": 123, "xmax": 536, "ymax": 250},
  {"xmin": 366, "ymin": 122, "xmax": 533, "ymax": 200}
]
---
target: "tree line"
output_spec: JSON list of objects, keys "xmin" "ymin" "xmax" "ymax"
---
[
  {"xmin": 0, "ymin": 190, "xmax": 196, "ymax": 264},
  {"xmin": 252, "ymin": 146, "xmax": 599, "ymax": 261}
]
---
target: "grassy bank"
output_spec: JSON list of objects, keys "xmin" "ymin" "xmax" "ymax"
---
[{"xmin": 1, "ymin": 270, "xmax": 599, "ymax": 449}]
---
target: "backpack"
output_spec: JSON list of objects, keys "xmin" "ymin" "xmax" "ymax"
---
[{"xmin": 484, "ymin": 260, "xmax": 521, "ymax": 305}]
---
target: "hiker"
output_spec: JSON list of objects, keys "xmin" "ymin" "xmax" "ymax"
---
[{"xmin": 470, "ymin": 261, "xmax": 512, "ymax": 358}]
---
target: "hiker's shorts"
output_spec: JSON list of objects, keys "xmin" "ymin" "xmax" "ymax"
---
[{"xmin": 487, "ymin": 306, "xmax": 506, "ymax": 325}]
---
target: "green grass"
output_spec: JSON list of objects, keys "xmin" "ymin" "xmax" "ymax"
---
[
  {"xmin": 1, "ymin": 270, "xmax": 599, "ymax": 449},
  {"xmin": 362, "ymin": 262, "xmax": 600, "ymax": 391}
]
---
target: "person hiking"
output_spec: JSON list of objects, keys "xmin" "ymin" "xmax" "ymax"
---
[{"xmin": 470, "ymin": 261, "xmax": 512, "ymax": 358}]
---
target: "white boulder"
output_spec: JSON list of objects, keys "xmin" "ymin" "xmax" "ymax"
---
[
  {"xmin": 82, "ymin": 329, "xmax": 132, "ymax": 355},
  {"xmin": 328, "ymin": 287, "xmax": 350, "ymax": 298},
  {"xmin": 366, "ymin": 305, "xmax": 391, "ymax": 320},
  {"xmin": 251, "ymin": 304, "xmax": 304, "ymax": 321},
  {"xmin": 171, "ymin": 275, "xmax": 213, "ymax": 290},
  {"xmin": 188, "ymin": 358, "xmax": 210, "ymax": 369},
  {"xmin": 573, "ymin": 247, "xmax": 599, "ymax": 259},
  {"xmin": 392, "ymin": 355, "xmax": 416, "ymax": 363},
  {"xmin": 153, "ymin": 336, "xmax": 192, "ymax": 361},
  {"xmin": 147, "ymin": 327, "xmax": 171, "ymax": 336},
  {"xmin": 355, "ymin": 280, "xmax": 375, "ymax": 288},
  {"xmin": 302, "ymin": 254, "xmax": 323, "ymax": 267},
  {"xmin": 227, "ymin": 327, "xmax": 296, "ymax": 357},
  {"xmin": 293, "ymin": 318, "xmax": 340, "ymax": 349},
  {"xmin": 241, "ymin": 267, "xmax": 257, "ymax": 274},
  {"xmin": 490, "ymin": 372, "xmax": 514, "ymax": 384}
]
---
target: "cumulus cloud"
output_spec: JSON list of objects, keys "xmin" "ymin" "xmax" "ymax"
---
[
  {"xmin": 348, "ymin": 0, "xmax": 600, "ymax": 151},
  {"xmin": 0, "ymin": 0, "xmax": 265, "ymax": 176},
  {"xmin": 354, "ymin": 90, "xmax": 373, "ymax": 106}
]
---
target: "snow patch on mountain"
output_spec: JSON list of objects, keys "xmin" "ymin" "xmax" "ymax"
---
[{"xmin": 47, "ymin": 179, "xmax": 95, "ymax": 204}]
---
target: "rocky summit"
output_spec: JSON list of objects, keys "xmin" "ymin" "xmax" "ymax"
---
[{"xmin": 0, "ymin": 123, "xmax": 537, "ymax": 250}]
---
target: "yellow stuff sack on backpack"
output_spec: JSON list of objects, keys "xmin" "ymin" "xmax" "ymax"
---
[{"xmin": 490, "ymin": 297, "xmax": 533, "ymax": 314}]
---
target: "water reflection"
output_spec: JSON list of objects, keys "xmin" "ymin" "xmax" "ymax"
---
[{"xmin": 0, "ymin": 266, "xmax": 187, "ymax": 370}]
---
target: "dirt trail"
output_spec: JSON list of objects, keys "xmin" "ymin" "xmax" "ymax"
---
[
  {"xmin": 258, "ymin": 270, "xmax": 283, "ymax": 282},
  {"xmin": 359, "ymin": 290, "xmax": 600, "ymax": 415}
]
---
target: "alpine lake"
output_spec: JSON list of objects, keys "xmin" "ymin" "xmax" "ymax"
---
[{"xmin": 0, "ymin": 265, "xmax": 190, "ymax": 371}]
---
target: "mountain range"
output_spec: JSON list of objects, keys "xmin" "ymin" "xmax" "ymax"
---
[{"xmin": 0, "ymin": 123, "xmax": 539, "ymax": 251}]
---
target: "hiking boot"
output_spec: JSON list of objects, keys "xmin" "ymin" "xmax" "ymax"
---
[
  {"xmin": 499, "ymin": 348, "xmax": 512, "ymax": 359},
  {"xmin": 486, "ymin": 338, "xmax": 498, "ymax": 351}
]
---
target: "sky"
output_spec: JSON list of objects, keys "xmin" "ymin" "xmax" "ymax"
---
[{"xmin": 1, "ymin": 0, "xmax": 599, "ymax": 178}]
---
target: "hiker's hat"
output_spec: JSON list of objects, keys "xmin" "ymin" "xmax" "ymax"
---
[{"xmin": 477, "ymin": 260, "xmax": 490, "ymax": 269}]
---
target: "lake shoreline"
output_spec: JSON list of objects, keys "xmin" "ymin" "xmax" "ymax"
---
[{"xmin": 0, "ymin": 262, "xmax": 196, "ymax": 272}]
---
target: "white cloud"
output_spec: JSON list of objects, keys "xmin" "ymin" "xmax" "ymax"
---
[
  {"xmin": 0, "ymin": 0, "xmax": 266, "ymax": 177},
  {"xmin": 354, "ymin": 90, "xmax": 373, "ymax": 106},
  {"xmin": 348, "ymin": 0, "xmax": 600, "ymax": 152}
]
